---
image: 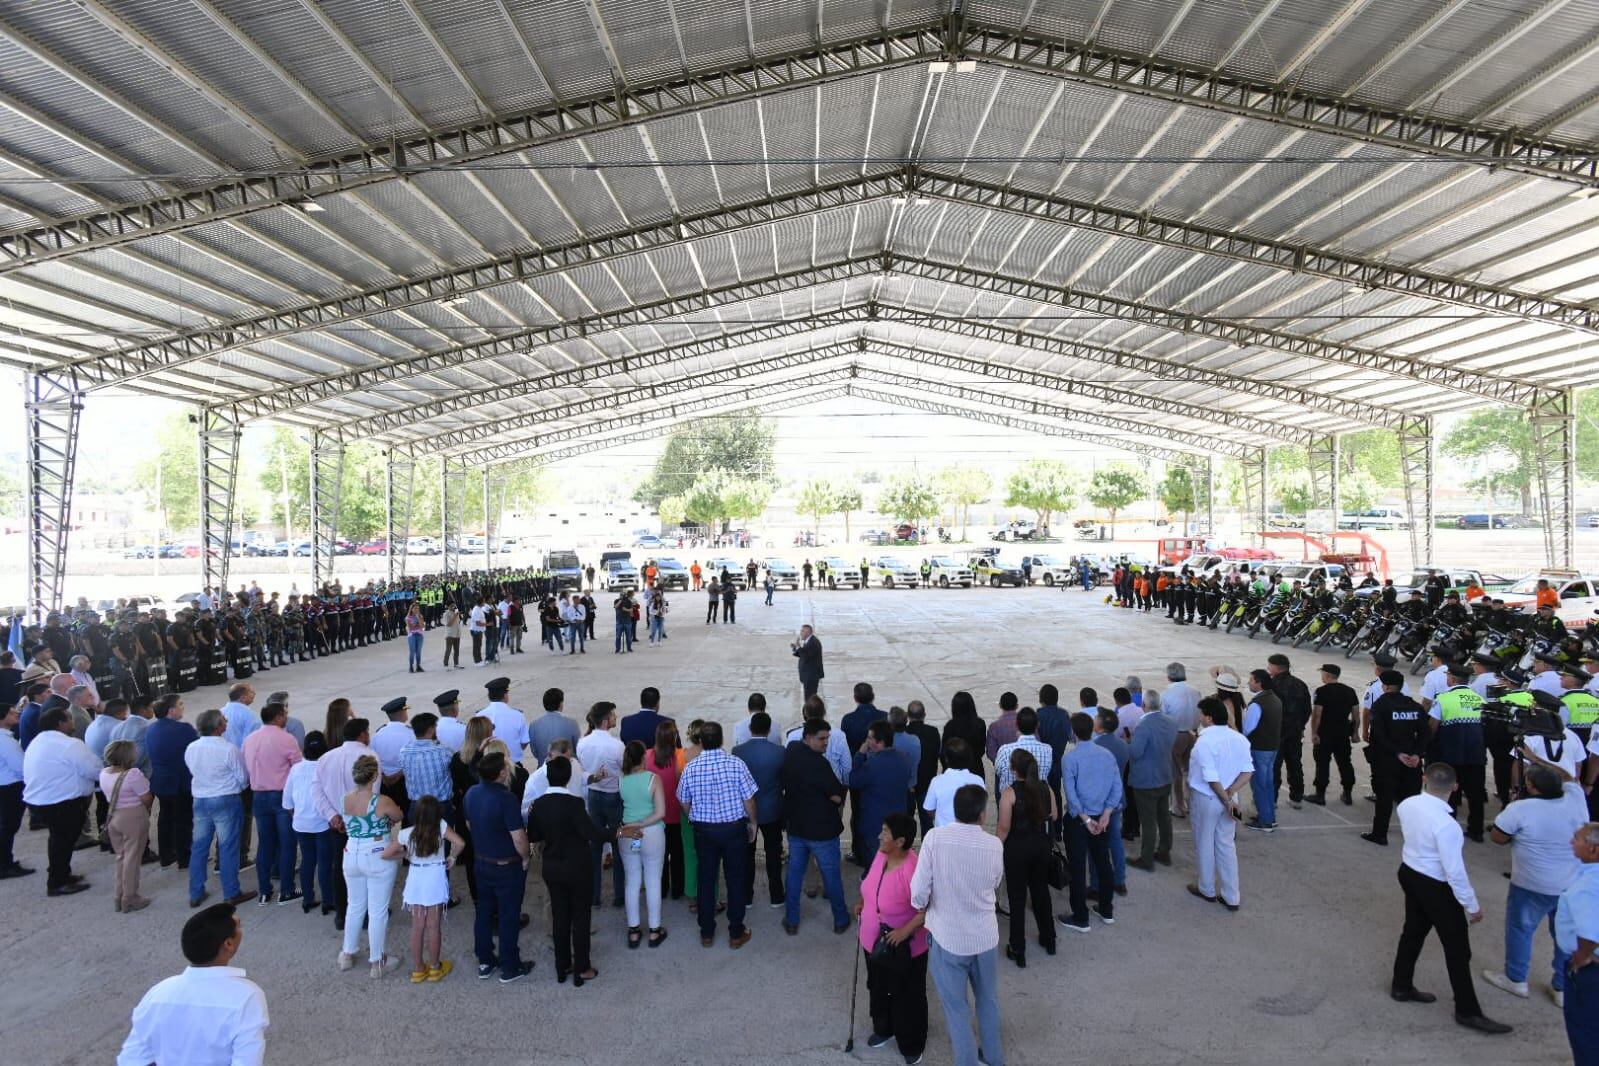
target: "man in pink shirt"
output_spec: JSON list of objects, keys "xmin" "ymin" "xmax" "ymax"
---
[
  {"xmin": 240, "ymin": 702, "xmax": 302, "ymax": 906},
  {"xmin": 311, "ymin": 717, "xmax": 375, "ymax": 930}
]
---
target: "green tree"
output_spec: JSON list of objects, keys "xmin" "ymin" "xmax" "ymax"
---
[
  {"xmin": 1440, "ymin": 395, "xmax": 1599, "ymax": 515},
  {"xmin": 796, "ymin": 478, "xmax": 839, "ymax": 537},
  {"xmin": 1274, "ymin": 469, "xmax": 1313, "ymax": 516},
  {"xmin": 680, "ymin": 472, "xmax": 772, "ymax": 531},
  {"xmin": 1338, "ymin": 429, "xmax": 1401, "ymax": 485},
  {"xmin": 835, "ymin": 485, "xmax": 864, "ymax": 542},
  {"xmin": 633, "ymin": 415, "xmax": 777, "ymax": 508},
  {"xmin": 133, "ymin": 413, "xmax": 202, "ymax": 531},
  {"xmin": 657, "ymin": 495, "xmax": 687, "ymax": 527},
  {"xmin": 722, "ymin": 478, "xmax": 773, "ymax": 524},
  {"xmin": 1341, "ymin": 468, "xmax": 1381, "ymax": 513},
  {"xmin": 1003, "ymin": 459, "xmax": 1078, "ymax": 532},
  {"xmin": 934, "ymin": 464, "xmax": 991, "ymax": 539},
  {"xmin": 1086, "ymin": 464, "xmax": 1144, "ymax": 529},
  {"xmin": 1158, "ymin": 463, "xmax": 1203, "ymax": 533},
  {"xmin": 877, "ymin": 474, "xmax": 938, "ymax": 527}
]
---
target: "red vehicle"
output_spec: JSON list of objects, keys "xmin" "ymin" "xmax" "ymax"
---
[{"xmin": 355, "ymin": 539, "xmax": 388, "ymax": 555}]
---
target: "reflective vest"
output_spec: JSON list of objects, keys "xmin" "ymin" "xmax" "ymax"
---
[
  {"xmin": 1435, "ymin": 685, "xmax": 1484, "ymax": 725},
  {"xmin": 1561, "ymin": 689, "xmax": 1599, "ymax": 742},
  {"xmin": 1433, "ymin": 685, "xmax": 1487, "ymax": 765}
]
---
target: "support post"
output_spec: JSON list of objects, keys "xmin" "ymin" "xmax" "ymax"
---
[
  {"xmin": 198, "ymin": 406, "xmax": 242, "ymax": 596},
  {"xmin": 481, "ymin": 467, "xmax": 495, "ymax": 576},
  {"xmin": 385, "ymin": 450, "xmax": 414, "ymax": 583},
  {"xmin": 1204, "ymin": 455, "xmax": 1215, "ymax": 537},
  {"xmin": 441, "ymin": 457, "xmax": 465, "ymax": 576},
  {"xmin": 309, "ymin": 431, "xmax": 344, "ymax": 592},
  {"xmin": 1531, "ymin": 389, "xmax": 1577, "ymax": 567},
  {"xmin": 25, "ymin": 371, "xmax": 82, "ymax": 620},
  {"xmin": 1239, "ymin": 447, "xmax": 1268, "ymax": 545},
  {"xmin": 1307, "ymin": 434, "xmax": 1341, "ymax": 534},
  {"xmin": 1398, "ymin": 417, "xmax": 1435, "ymax": 565}
]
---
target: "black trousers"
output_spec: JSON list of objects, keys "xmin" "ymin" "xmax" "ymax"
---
[
  {"xmin": 1002, "ymin": 830, "xmax": 1055, "ymax": 953},
  {"xmin": 801, "ymin": 677, "xmax": 819, "ymax": 701},
  {"xmin": 238, "ymin": 787, "xmax": 253, "ymax": 864},
  {"xmin": 1275, "ymin": 722, "xmax": 1306, "ymax": 801},
  {"xmin": 39, "ymin": 797, "xmax": 87, "ymax": 890},
  {"xmin": 660, "ymin": 820, "xmax": 685, "ymax": 899},
  {"xmin": 745, "ymin": 820, "xmax": 785, "ymax": 905},
  {"xmin": 155, "ymin": 792, "xmax": 193, "ymax": 866},
  {"xmin": 1392, "ymin": 864, "xmax": 1482, "ymax": 1017},
  {"xmin": 546, "ymin": 875, "xmax": 593, "ymax": 976},
  {"xmin": 1483, "ymin": 720, "xmax": 1515, "ymax": 804},
  {"xmin": 706, "ymin": 602, "xmax": 718, "ymax": 624},
  {"xmin": 865, "ymin": 948, "xmax": 928, "ymax": 1057},
  {"xmin": 470, "ymin": 631, "xmax": 483, "ymax": 663},
  {"xmin": 1065, "ymin": 817, "xmax": 1114, "ymax": 922},
  {"xmin": 1370, "ymin": 757, "xmax": 1421, "ymax": 841},
  {"xmin": 1446, "ymin": 762, "xmax": 1487, "ymax": 837},
  {"xmin": 722, "ymin": 601, "xmax": 735, "ymax": 623},
  {"xmin": 1313, "ymin": 734, "xmax": 1357, "ymax": 793},
  {"xmin": 0, "ymin": 781, "xmax": 22, "ymax": 869}
]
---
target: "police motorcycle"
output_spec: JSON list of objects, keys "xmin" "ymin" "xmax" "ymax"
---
[
  {"xmin": 1247, "ymin": 587, "xmax": 1296, "ymax": 640},
  {"xmin": 1270, "ymin": 594, "xmax": 1314, "ymax": 645},
  {"xmin": 1346, "ymin": 604, "xmax": 1397, "ymax": 659}
]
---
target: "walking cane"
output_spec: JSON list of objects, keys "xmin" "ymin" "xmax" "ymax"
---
[{"xmin": 843, "ymin": 940, "xmax": 862, "ymax": 1052}]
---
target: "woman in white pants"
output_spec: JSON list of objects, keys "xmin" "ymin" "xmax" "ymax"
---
[
  {"xmin": 340, "ymin": 755, "xmax": 404, "ymax": 977},
  {"xmin": 618, "ymin": 741, "xmax": 669, "ymax": 948}
]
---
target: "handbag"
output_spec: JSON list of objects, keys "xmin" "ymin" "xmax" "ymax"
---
[
  {"xmin": 866, "ymin": 863, "xmax": 913, "ymax": 974},
  {"xmin": 1047, "ymin": 841, "xmax": 1069, "ymax": 891}
]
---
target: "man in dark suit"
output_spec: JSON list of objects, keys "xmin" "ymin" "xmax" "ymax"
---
[
  {"xmin": 619, "ymin": 687, "xmax": 673, "ymax": 748},
  {"xmin": 525, "ymin": 756, "xmax": 608, "ymax": 985},
  {"xmin": 848, "ymin": 721, "xmax": 913, "ymax": 870},
  {"xmin": 732, "ymin": 712, "xmax": 786, "ymax": 908},
  {"xmin": 792, "ymin": 625, "xmax": 823, "ymax": 700},
  {"xmin": 840, "ymin": 682, "xmax": 886, "ymax": 863}
]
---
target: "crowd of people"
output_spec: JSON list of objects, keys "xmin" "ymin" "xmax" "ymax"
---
[{"xmin": 4, "ymin": 602, "xmax": 1598, "ymax": 1064}]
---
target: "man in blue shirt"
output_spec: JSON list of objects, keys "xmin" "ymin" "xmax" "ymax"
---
[
  {"xmin": 1555, "ymin": 822, "xmax": 1599, "ymax": 1057},
  {"xmin": 16, "ymin": 680, "xmax": 49, "ymax": 750},
  {"xmin": 618, "ymin": 686, "xmax": 672, "ymax": 748},
  {"xmin": 145, "ymin": 694, "xmax": 198, "ymax": 868},
  {"xmin": 1034, "ymin": 684, "xmax": 1072, "ymax": 831},
  {"xmin": 1127, "ymin": 704, "xmax": 1176, "ymax": 871},
  {"xmin": 1090, "ymin": 708, "xmax": 1130, "ymax": 896},
  {"xmin": 848, "ymin": 721, "xmax": 913, "ymax": 871},
  {"xmin": 733, "ymin": 712, "xmax": 786, "ymax": 908},
  {"xmin": 462, "ymin": 750, "xmax": 532, "ymax": 983},
  {"xmin": 840, "ymin": 683, "xmax": 885, "ymax": 862},
  {"xmin": 1060, "ymin": 712, "xmax": 1122, "ymax": 932},
  {"xmin": 888, "ymin": 707, "xmax": 921, "ymax": 814}
]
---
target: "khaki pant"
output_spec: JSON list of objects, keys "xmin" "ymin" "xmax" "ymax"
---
[
  {"xmin": 1171, "ymin": 731, "xmax": 1196, "ymax": 816},
  {"xmin": 107, "ymin": 804, "xmax": 150, "ymax": 904}
]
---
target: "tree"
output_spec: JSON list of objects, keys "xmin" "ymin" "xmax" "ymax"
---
[
  {"xmin": 877, "ymin": 474, "xmax": 938, "ymax": 527},
  {"xmin": 1338, "ymin": 429, "xmax": 1401, "ymax": 486},
  {"xmin": 1340, "ymin": 469, "xmax": 1381, "ymax": 513},
  {"xmin": 1158, "ymin": 463, "xmax": 1203, "ymax": 533},
  {"xmin": 1274, "ymin": 468, "xmax": 1313, "ymax": 516},
  {"xmin": 133, "ymin": 413, "xmax": 202, "ymax": 532},
  {"xmin": 680, "ymin": 472, "xmax": 773, "ymax": 531},
  {"xmin": 796, "ymin": 478, "xmax": 839, "ymax": 537},
  {"xmin": 1003, "ymin": 459, "xmax": 1078, "ymax": 532},
  {"xmin": 835, "ymin": 485, "xmax": 863, "ymax": 542},
  {"xmin": 657, "ymin": 495, "xmax": 687, "ymax": 527},
  {"xmin": 721, "ymin": 478, "xmax": 773, "ymax": 524},
  {"xmin": 633, "ymin": 414, "xmax": 777, "ymax": 508},
  {"xmin": 1086, "ymin": 464, "xmax": 1144, "ymax": 529},
  {"xmin": 934, "ymin": 464, "xmax": 991, "ymax": 539}
]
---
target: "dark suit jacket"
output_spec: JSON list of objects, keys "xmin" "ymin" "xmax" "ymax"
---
[
  {"xmin": 526, "ymin": 791, "xmax": 608, "ymax": 884},
  {"xmin": 620, "ymin": 709, "xmax": 672, "ymax": 748},
  {"xmin": 793, "ymin": 636, "xmax": 824, "ymax": 683}
]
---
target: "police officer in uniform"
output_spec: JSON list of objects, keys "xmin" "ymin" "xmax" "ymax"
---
[
  {"xmin": 1558, "ymin": 663, "xmax": 1599, "ymax": 747},
  {"xmin": 1362, "ymin": 669, "xmax": 1426, "ymax": 846},
  {"xmin": 1427, "ymin": 662, "xmax": 1488, "ymax": 841}
]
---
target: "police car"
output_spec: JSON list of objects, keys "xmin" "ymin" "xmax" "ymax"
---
[
  {"xmin": 872, "ymin": 557, "xmax": 921, "ymax": 588},
  {"xmin": 708, "ymin": 558, "xmax": 747, "ymax": 589},
  {"xmin": 1018, "ymin": 553, "xmax": 1073, "ymax": 586},
  {"xmin": 652, "ymin": 557, "xmax": 690, "ymax": 590},
  {"xmin": 1499, "ymin": 569, "xmax": 1599, "ymax": 620},
  {"xmin": 764, "ymin": 558, "xmax": 801, "ymax": 589},
  {"xmin": 926, "ymin": 555, "xmax": 975, "ymax": 588},
  {"xmin": 603, "ymin": 559, "xmax": 640, "ymax": 591},
  {"xmin": 820, "ymin": 556, "xmax": 863, "ymax": 589},
  {"xmin": 970, "ymin": 554, "xmax": 1027, "ymax": 587}
]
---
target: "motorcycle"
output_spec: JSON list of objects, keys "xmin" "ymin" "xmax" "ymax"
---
[
  {"xmin": 1271, "ymin": 599, "xmax": 1312, "ymax": 644},
  {"xmin": 1248, "ymin": 592, "xmax": 1291, "ymax": 640}
]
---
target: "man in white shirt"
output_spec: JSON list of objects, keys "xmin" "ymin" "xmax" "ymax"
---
[
  {"xmin": 476, "ymin": 678, "xmax": 529, "ymax": 756},
  {"xmin": 467, "ymin": 601, "xmax": 487, "ymax": 664},
  {"xmin": 1528, "ymin": 655, "xmax": 1566, "ymax": 701},
  {"xmin": 185, "ymin": 707, "xmax": 253, "ymax": 908},
  {"xmin": 1186, "ymin": 698, "xmax": 1254, "ymax": 910},
  {"xmin": 20, "ymin": 705, "xmax": 100, "ymax": 895},
  {"xmin": 219, "ymin": 682, "xmax": 260, "ymax": 865},
  {"xmin": 575, "ymin": 703, "xmax": 625, "ymax": 906},
  {"xmin": 0, "ymin": 699, "xmax": 28, "ymax": 879},
  {"xmin": 369, "ymin": 696, "xmax": 412, "ymax": 807},
  {"xmin": 521, "ymin": 738, "xmax": 588, "ymax": 822},
  {"xmin": 732, "ymin": 692, "xmax": 782, "ymax": 748},
  {"xmin": 1483, "ymin": 766, "xmax": 1589, "ymax": 1003},
  {"xmin": 1418, "ymin": 649, "xmax": 1453, "ymax": 710},
  {"xmin": 118, "ymin": 902, "xmax": 268, "ymax": 1066},
  {"xmin": 432, "ymin": 690, "xmax": 467, "ymax": 753},
  {"xmin": 922, "ymin": 738, "xmax": 984, "ymax": 829},
  {"xmin": 1468, "ymin": 654, "xmax": 1500, "ymax": 699},
  {"xmin": 1390, "ymin": 762, "xmax": 1513, "ymax": 1034}
]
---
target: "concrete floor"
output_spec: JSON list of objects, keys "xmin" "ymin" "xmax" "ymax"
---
[{"xmin": 2, "ymin": 586, "xmax": 1572, "ymax": 1065}]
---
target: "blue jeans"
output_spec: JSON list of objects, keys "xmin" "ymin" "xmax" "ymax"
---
[
  {"xmin": 189, "ymin": 794, "xmax": 243, "ymax": 901},
  {"xmin": 251, "ymin": 790, "xmax": 296, "ymax": 896},
  {"xmin": 692, "ymin": 820, "xmax": 750, "ymax": 939},
  {"xmin": 587, "ymin": 791, "xmax": 624, "ymax": 905},
  {"xmin": 1566, "ymin": 963, "xmax": 1599, "ymax": 1065},
  {"xmin": 785, "ymin": 835, "xmax": 850, "ymax": 929},
  {"xmin": 764, "ymin": 587, "xmax": 774, "ymax": 605},
  {"xmin": 928, "ymin": 938, "xmax": 1005, "ymax": 1066},
  {"xmin": 406, "ymin": 632, "xmax": 423, "ymax": 669},
  {"xmin": 614, "ymin": 620, "xmax": 633, "ymax": 653},
  {"xmin": 1251, "ymin": 749, "xmax": 1278, "ymax": 825},
  {"xmin": 297, "ymin": 828, "xmax": 336, "ymax": 904},
  {"xmin": 566, "ymin": 622, "xmax": 584, "ymax": 653},
  {"xmin": 484, "ymin": 627, "xmax": 499, "ymax": 661},
  {"xmin": 1088, "ymin": 809, "xmax": 1126, "ymax": 891},
  {"xmin": 1505, "ymin": 883, "xmax": 1570, "ymax": 987},
  {"xmin": 648, "ymin": 615, "xmax": 664, "ymax": 642},
  {"xmin": 473, "ymin": 860, "xmax": 525, "ymax": 977}
]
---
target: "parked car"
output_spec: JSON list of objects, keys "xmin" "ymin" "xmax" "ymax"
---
[
  {"xmin": 1455, "ymin": 513, "xmax": 1508, "ymax": 530},
  {"xmin": 971, "ymin": 555, "xmax": 1027, "ymax": 587},
  {"xmin": 1354, "ymin": 567, "xmax": 1513, "ymax": 600},
  {"xmin": 543, "ymin": 549, "xmax": 583, "ymax": 590},
  {"xmin": 633, "ymin": 534, "xmax": 663, "ymax": 549},
  {"xmin": 1498, "ymin": 569, "xmax": 1599, "ymax": 609},
  {"xmin": 989, "ymin": 520, "xmax": 1037, "ymax": 542},
  {"xmin": 820, "ymin": 556, "xmax": 862, "ymax": 589},
  {"xmin": 1266, "ymin": 562, "xmax": 1346, "ymax": 586},
  {"xmin": 405, "ymin": 536, "xmax": 440, "ymax": 555},
  {"xmin": 873, "ymin": 557, "xmax": 921, "ymax": 588},
  {"xmin": 603, "ymin": 559, "xmax": 640, "ymax": 591},
  {"xmin": 926, "ymin": 555, "xmax": 974, "ymax": 588},
  {"xmin": 708, "ymin": 558, "xmax": 747, "ymax": 589},
  {"xmin": 764, "ymin": 558, "xmax": 801, "ymax": 589},
  {"xmin": 652, "ymin": 557, "xmax": 690, "ymax": 590},
  {"xmin": 123, "ymin": 544, "xmax": 156, "ymax": 559},
  {"xmin": 1339, "ymin": 507, "xmax": 1409, "ymax": 531},
  {"xmin": 356, "ymin": 539, "xmax": 388, "ymax": 555},
  {"xmin": 893, "ymin": 523, "xmax": 920, "ymax": 543},
  {"xmin": 1018, "ymin": 553, "xmax": 1072, "ymax": 586},
  {"xmin": 859, "ymin": 529, "xmax": 890, "ymax": 545}
]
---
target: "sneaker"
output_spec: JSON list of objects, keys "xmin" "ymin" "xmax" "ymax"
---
[
  {"xmin": 1549, "ymin": 987, "xmax": 1564, "ymax": 1008},
  {"xmin": 1245, "ymin": 819, "xmax": 1276, "ymax": 833},
  {"xmin": 477, "ymin": 963, "xmax": 496, "ymax": 980},
  {"xmin": 904, "ymin": 1056, "xmax": 922, "ymax": 1065},
  {"xmin": 1057, "ymin": 915, "xmax": 1091, "ymax": 934},
  {"xmin": 867, "ymin": 1033, "xmax": 894, "ymax": 1050},
  {"xmin": 1482, "ymin": 970, "xmax": 1529, "ymax": 998},
  {"xmin": 278, "ymin": 891, "xmax": 303, "ymax": 906},
  {"xmin": 257, "ymin": 892, "xmax": 273, "ymax": 907},
  {"xmin": 1094, "ymin": 908, "xmax": 1116, "ymax": 925},
  {"xmin": 499, "ymin": 961, "xmax": 534, "ymax": 984}
]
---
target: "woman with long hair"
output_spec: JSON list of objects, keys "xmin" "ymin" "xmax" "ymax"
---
[
  {"xmin": 679, "ymin": 719, "xmax": 708, "ymax": 912},
  {"xmin": 940, "ymin": 691, "xmax": 987, "ymax": 772},
  {"xmin": 853, "ymin": 812, "xmax": 928, "ymax": 1061},
  {"xmin": 448, "ymin": 716, "xmax": 497, "ymax": 903},
  {"xmin": 324, "ymin": 698, "xmax": 352, "ymax": 750},
  {"xmin": 618, "ymin": 740, "xmax": 668, "ymax": 948},
  {"xmin": 340, "ymin": 754, "xmax": 404, "ymax": 977},
  {"xmin": 399, "ymin": 794, "xmax": 464, "ymax": 982},
  {"xmin": 404, "ymin": 603, "xmax": 425, "ymax": 673},
  {"xmin": 996, "ymin": 748, "xmax": 1057, "ymax": 967},
  {"xmin": 644, "ymin": 720, "xmax": 685, "ymax": 899},
  {"xmin": 100, "ymin": 739, "xmax": 153, "ymax": 912}
]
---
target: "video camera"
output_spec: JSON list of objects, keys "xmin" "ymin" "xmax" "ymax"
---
[{"xmin": 1482, "ymin": 696, "xmax": 1567, "ymax": 742}]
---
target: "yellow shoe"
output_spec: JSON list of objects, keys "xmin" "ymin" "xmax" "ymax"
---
[
  {"xmin": 426, "ymin": 961, "xmax": 453, "ymax": 982},
  {"xmin": 409, "ymin": 969, "xmax": 428, "ymax": 984}
]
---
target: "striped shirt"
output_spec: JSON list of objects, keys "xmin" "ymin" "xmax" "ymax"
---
[
  {"xmin": 675, "ymin": 749, "xmax": 758, "ymax": 824},
  {"xmin": 909, "ymin": 821, "xmax": 1003, "ymax": 956}
]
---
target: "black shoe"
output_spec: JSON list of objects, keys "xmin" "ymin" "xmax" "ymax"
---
[
  {"xmin": 0, "ymin": 864, "xmax": 34, "ymax": 879},
  {"xmin": 301, "ymin": 898, "xmax": 320, "ymax": 913},
  {"xmin": 1305, "ymin": 793, "xmax": 1327, "ymax": 806},
  {"xmin": 1057, "ymin": 915, "xmax": 1090, "ymax": 934},
  {"xmin": 867, "ymin": 1033, "xmax": 894, "ymax": 1049},
  {"xmin": 1390, "ymin": 988, "xmax": 1436, "ymax": 1004},
  {"xmin": 322, "ymin": 903, "xmax": 336, "ymax": 916},
  {"xmin": 500, "ymin": 961, "xmax": 535, "ymax": 984},
  {"xmin": 1005, "ymin": 944, "xmax": 1026, "ymax": 968},
  {"xmin": 257, "ymin": 892, "xmax": 273, "ymax": 907},
  {"xmin": 1455, "ymin": 1014, "xmax": 1512, "ymax": 1035},
  {"xmin": 1361, "ymin": 832, "xmax": 1388, "ymax": 846},
  {"xmin": 1340, "ymin": 788, "xmax": 1353, "ymax": 806},
  {"xmin": 48, "ymin": 881, "xmax": 90, "ymax": 896},
  {"xmin": 1465, "ymin": 831, "xmax": 1485, "ymax": 843},
  {"xmin": 278, "ymin": 891, "xmax": 303, "ymax": 906},
  {"xmin": 141, "ymin": 848, "xmax": 159, "ymax": 865},
  {"xmin": 477, "ymin": 962, "xmax": 497, "ymax": 980}
]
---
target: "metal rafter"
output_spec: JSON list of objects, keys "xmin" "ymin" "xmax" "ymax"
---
[
  {"xmin": 198, "ymin": 406, "xmax": 242, "ymax": 594},
  {"xmin": 25, "ymin": 370, "xmax": 82, "ymax": 620}
]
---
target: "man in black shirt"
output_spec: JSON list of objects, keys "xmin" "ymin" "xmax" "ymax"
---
[
  {"xmin": 1266, "ymin": 654, "xmax": 1311, "ymax": 809},
  {"xmin": 779, "ymin": 719, "xmax": 850, "ymax": 935},
  {"xmin": 906, "ymin": 701, "xmax": 942, "ymax": 837},
  {"xmin": 1308, "ymin": 663, "xmax": 1358, "ymax": 806},
  {"xmin": 1362, "ymin": 670, "xmax": 1427, "ymax": 846}
]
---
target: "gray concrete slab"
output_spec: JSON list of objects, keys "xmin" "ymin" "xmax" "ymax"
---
[{"xmin": 0, "ymin": 586, "xmax": 1570, "ymax": 1064}]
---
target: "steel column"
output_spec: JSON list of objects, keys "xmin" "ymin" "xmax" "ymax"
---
[
  {"xmin": 1531, "ymin": 390, "xmax": 1577, "ymax": 567},
  {"xmin": 385, "ymin": 450, "xmax": 414, "ymax": 583},
  {"xmin": 1204, "ymin": 456, "xmax": 1215, "ymax": 537},
  {"xmin": 24, "ymin": 371, "xmax": 82, "ymax": 619},
  {"xmin": 1240, "ymin": 448, "xmax": 1268, "ymax": 543},
  {"xmin": 441, "ymin": 457, "xmax": 465, "ymax": 576},
  {"xmin": 1398, "ymin": 418, "xmax": 1436, "ymax": 565},
  {"xmin": 1307, "ymin": 434, "xmax": 1341, "ymax": 533},
  {"xmin": 309, "ymin": 431, "xmax": 344, "ymax": 592},
  {"xmin": 198, "ymin": 406, "xmax": 242, "ymax": 595},
  {"xmin": 481, "ymin": 468, "xmax": 494, "ymax": 576}
]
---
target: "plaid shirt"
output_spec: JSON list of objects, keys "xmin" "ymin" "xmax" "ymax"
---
[
  {"xmin": 675, "ymin": 749, "xmax": 758, "ymax": 824},
  {"xmin": 399, "ymin": 738, "xmax": 453, "ymax": 803},
  {"xmin": 994, "ymin": 735, "xmax": 1054, "ymax": 796}
]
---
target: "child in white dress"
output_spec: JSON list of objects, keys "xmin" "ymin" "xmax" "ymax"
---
[{"xmin": 399, "ymin": 795, "xmax": 465, "ymax": 983}]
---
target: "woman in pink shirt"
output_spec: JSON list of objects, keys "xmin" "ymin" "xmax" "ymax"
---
[
  {"xmin": 405, "ymin": 603, "xmax": 425, "ymax": 673},
  {"xmin": 644, "ymin": 721, "xmax": 685, "ymax": 900},
  {"xmin": 100, "ymin": 740, "xmax": 154, "ymax": 912},
  {"xmin": 853, "ymin": 812, "xmax": 928, "ymax": 1061}
]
